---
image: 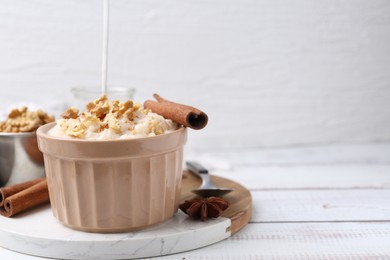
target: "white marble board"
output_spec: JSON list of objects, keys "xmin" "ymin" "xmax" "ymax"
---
[{"xmin": 0, "ymin": 204, "xmax": 231, "ymax": 259}]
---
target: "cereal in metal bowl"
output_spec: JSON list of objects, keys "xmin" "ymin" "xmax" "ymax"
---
[{"xmin": 0, "ymin": 107, "xmax": 54, "ymax": 186}]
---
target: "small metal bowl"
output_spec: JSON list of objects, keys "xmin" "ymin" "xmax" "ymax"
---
[{"xmin": 0, "ymin": 132, "xmax": 45, "ymax": 186}]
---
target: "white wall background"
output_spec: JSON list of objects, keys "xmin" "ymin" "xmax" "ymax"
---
[{"xmin": 0, "ymin": 0, "xmax": 389, "ymax": 151}]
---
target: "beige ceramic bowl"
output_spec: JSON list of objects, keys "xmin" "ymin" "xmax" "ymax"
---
[{"xmin": 37, "ymin": 122, "xmax": 187, "ymax": 233}]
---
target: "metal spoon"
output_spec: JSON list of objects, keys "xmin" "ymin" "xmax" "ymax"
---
[{"xmin": 186, "ymin": 161, "xmax": 234, "ymax": 197}]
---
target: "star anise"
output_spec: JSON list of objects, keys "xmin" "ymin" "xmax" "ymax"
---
[{"xmin": 179, "ymin": 197, "xmax": 230, "ymax": 221}]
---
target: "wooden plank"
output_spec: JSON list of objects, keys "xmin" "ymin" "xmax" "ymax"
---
[
  {"xmin": 212, "ymin": 165, "xmax": 390, "ymax": 190},
  {"xmin": 185, "ymin": 143, "xmax": 390, "ymax": 169},
  {"xmin": 250, "ymin": 189, "xmax": 390, "ymax": 223},
  {"xmin": 158, "ymin": 222, "xmax": 390, "ymax": 259}
]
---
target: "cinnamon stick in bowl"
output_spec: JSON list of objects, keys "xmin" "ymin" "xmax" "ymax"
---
[{"xmin": 144, "ymin": 94, "xmax": 208, "ymax": 130}]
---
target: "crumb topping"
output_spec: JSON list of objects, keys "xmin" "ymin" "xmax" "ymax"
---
[
  {"xmin": 50, "ymin": 95, "xmax": 178, "ymax": 139},
  {"xmin": 0, "ymin": 107, "xmax": 54, "ymax": 133}
]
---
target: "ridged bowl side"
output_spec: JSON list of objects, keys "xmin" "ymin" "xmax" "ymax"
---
[{"xmin": 44, "ymin": 148, "xmax": 183, "ymax": 232}]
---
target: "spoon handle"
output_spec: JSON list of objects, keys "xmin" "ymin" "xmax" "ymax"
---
[
  {"xmin": 186, "ymin": 161, "xmax": 208, "ymax": 174},
  {"xmin": 186, "ymin": 161, "xmax": 211, "ymax": 189}
]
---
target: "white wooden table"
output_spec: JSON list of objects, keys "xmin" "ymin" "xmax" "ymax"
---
[{"xmin": 1, "ymin": 142, "xmax": 389, "ymax": 259}]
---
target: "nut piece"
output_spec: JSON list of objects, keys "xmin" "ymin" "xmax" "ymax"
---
[
  {"xmin": 86, "ymin": 95, "xmax": 110, "ymax": 119},
  {"xmin": 61, "ymin": 107, "xmax": 79, "ymax": 119},
  {"xmin": 107, "ymin": 114, "xmax": 121, "ymax": 132},
  {"xmin": 8, "ymin": 107, "xmax": 27, "ymax": 119},
  {"xmin": 150, "ymin": 121, "xmax": 164, "ymax": 135},
  {"xmin": 65, "ymin": 122, "xmax": 87, "ymax": 138},
  {"xmin": 118, "ymin": 100, "xmax": 133, "ymax": 115}
]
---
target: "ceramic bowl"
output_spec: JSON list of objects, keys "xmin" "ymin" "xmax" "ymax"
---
[{"xmin": 37, "ymin": 122, "xmax": 187, "ymax": 233}]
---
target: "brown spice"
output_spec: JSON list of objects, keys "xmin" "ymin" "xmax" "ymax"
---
[
  {"xmin": 144, "ymin": 94, "xmax": 208, "ymax": 130},
  {"xmin": 0, "ymin": 178, "xmax": 46, "ymax": 207},
  {"xmin": 0, "ymin": 179, "xmax": 49, "ymax": 217},
  {"xmin": 179, "ymin": 196, "xmax": 230, "ymax": 221}
]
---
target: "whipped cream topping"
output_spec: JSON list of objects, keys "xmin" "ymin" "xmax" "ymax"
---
[{"xmin": 48, "ymin": 95, "xmax": 178, "ymax": 140}]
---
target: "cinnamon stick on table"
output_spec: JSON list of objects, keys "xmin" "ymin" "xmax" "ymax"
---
[
  {"xmin": 144, "ymin": 94, "xmax": 208, "ymax": 130},
  {"xmin": 0, "ymin": 179, "xmax": 49, "ymax": 217},
  {"xmin": 0, "ymin": 177, "xmax": 46, "ymax": 207}
]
